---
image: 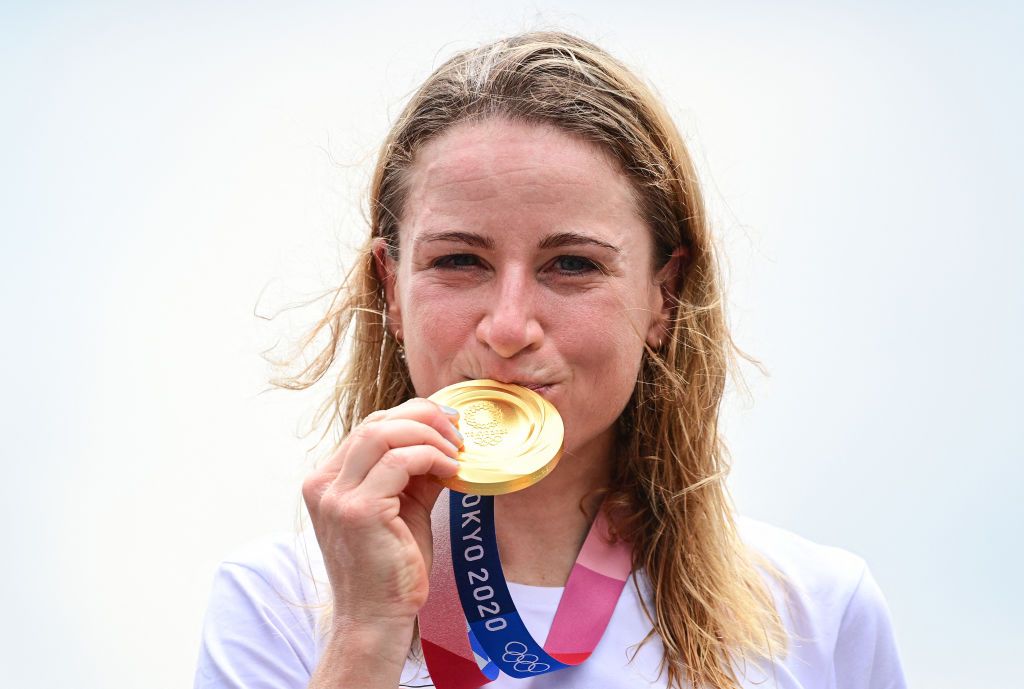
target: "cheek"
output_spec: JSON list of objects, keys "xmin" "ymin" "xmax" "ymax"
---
[
  {"xmin": 581, "ymin": 331, "xmax": 645, "ymax": 393},
  {"xmin": 402, "ymin": 278, "xmax": 469, "ymax": 337},
  {"xmin": 400, "ymin": 283, "xmax": 478, "ymax": 393},
  {"xmin": 555, "ymin": 321, "xmax": 643, "ymax": 451},
  {"xmin": 555, "ymin": 296, "xmax": 646, "ymax": 391}
]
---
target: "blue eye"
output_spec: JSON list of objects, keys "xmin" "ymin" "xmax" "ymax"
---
[
  {"xmin": 433, "ymin": 254, "xmax": 480, "ymax": 269},
  {"xmin": 554, "ymin": 256, "xmax": 599, "ymax": 274}
]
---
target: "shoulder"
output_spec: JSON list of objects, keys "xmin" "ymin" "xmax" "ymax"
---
[
  {"xmin": 736, "ymin": 516, "xmax": 867, "ymax": 608},
  {"xmin": 207, "ymin": 529, "xmax": 328, "ymax": 611},
  {"xmin": 735, "ymin": 517, "xmax": 907, "ymax": 689},
  {"xmin": 195, "ymin": 530, "xmax": 328, "ymax": 689},
  {"xmin": 215, "ymin": 529, "xmax": 327, "ymax": 597}
]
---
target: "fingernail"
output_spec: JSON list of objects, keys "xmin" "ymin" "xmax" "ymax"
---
[
  {"xmin": 440, "ymin": 405, "xmax": 459, "ymax": 417},
  {"xmin": 453, "ymin": 426, "xmax": 464, "ymax": 445}
]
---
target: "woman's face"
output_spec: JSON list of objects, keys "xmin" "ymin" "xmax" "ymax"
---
[{"xmin": 378, "ymin": 118, "xmax": 671, "ymax": 462}]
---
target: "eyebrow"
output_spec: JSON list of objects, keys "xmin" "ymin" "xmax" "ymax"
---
[
  {"xmin": 415, "ymin": 231, "xmax": 495, "ymax": 249},
  {"xmin": 539, "ymin": 231, "xmax": 620, "ymax": 253},
  {"xmin": 416, "ymin": 230, "xmax": 620, "ymax": 253}
]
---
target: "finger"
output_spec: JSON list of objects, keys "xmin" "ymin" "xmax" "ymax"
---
[
  {"xmin": 341, "ymin": 398, "xmax": 463, "ymax": 476},
  {"xmin": 390, "ymin": 397, "xmax": 464, "ymax": 450},
  {"xmin": 308, "ymin": 398, "xmax": 461, "ymax": 486},
  {"xmin": 349, "ymin": 399, "xmax": 462, "ymax": 462},
  {"xmin": 334, "ymin": 418, "xmax": 460, "ymax": 490},
  {"xmin": 356, "ymin": 445, "xmax": 459, "ymax": 500},
  {"xmin": 401, "ymin": 478, "xmax": 447, "ymax": 554},
  {"xmin": 404, "ymin": 473, "xmax": 447, "ymax": 516}
]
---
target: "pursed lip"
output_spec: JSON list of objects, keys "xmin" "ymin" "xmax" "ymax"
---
[
  {"xmin": 462, "ymin": 376, "xmax": 556, "ymax": 397},
  {"xmin": 516, "ymin": 382, "xmax": 553, "ymax": 396}
]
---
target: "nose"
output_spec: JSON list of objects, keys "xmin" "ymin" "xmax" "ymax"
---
[{"xmin": 475, "ymin": 269, "xmax": 544, "ymax": 358}]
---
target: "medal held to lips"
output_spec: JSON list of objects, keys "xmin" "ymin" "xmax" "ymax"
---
[{"xmin": 428, "ymin": 379, "xmax": 564, "ymax": 495}]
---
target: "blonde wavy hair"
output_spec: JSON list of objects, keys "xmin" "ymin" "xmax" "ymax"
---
[{"xmin": 271, "ymin": 31, "xmax": 787, "ymax": 689}]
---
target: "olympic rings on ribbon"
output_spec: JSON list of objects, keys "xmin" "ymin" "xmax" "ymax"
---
[{"xmin": 501, "ymin": 642, "xmax": 551, "ymax": 674}]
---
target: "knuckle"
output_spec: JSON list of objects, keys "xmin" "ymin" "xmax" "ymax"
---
[
  {"xmin": 378, "ymin": 448, "xmax": 409, "ymax": 470},
  {"xmin": 301, "ymin": 474, "xmax": 326, "ymax": 508},
  {"xmin": 334, "ymin": 495, "xmax": 378, "ymax": 524},
  {"xmin": 405, "ymin": 397, "xmax": 437, "ymax": 416},
  {"xmin": 348, "ymin": 422, "xmax": 378, "ymax": 445}
]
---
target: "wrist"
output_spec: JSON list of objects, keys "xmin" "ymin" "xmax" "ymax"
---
[{"xmin": 325, "ymin": 614, "xmax": 417, "ymax": 667}]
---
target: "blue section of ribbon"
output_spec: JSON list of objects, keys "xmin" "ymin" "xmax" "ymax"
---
[
  {"xmin": 449, "ymin": 491, "xmax": 568, "ymax": 679},
  {"xmin": 467, "ymin": 626, "xmax": 500, "ymax": 680}
]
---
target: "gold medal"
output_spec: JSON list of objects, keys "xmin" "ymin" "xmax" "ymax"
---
[{"xmin": 428, "ymin": 379, "xmax": 564, "ymax": 495}]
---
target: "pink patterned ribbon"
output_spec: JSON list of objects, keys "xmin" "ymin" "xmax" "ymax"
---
[{"xmin": 419, "ymin": 489, "xmax": 631, "ymax": 686}]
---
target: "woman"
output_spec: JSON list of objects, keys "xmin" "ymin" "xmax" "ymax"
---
[{"xmin": 195, "ymin": 32, "xmax": 905, "ymax": 689}]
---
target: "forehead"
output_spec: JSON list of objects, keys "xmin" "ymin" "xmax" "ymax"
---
[{"xmin": 400, "ymin": 118, "xmax": 643, "ymax": 236}]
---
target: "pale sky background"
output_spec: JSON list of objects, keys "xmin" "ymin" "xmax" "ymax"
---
[{"xmin": 1, "ymin": 1, "xmax": 1021, "ymax": 688}]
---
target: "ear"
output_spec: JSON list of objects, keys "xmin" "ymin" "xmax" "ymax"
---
[
  {"xmin": 372, "ymin": 238, "xmax": 403, "ymax": 339},
  {"xmin": 646, "ymin": 246, "xmax": 688, "ymax": 349}
]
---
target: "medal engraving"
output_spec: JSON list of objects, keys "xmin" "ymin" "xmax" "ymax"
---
[{"xmin": 463, "ymin": 401, "xmax": 507, "ymax": 447}]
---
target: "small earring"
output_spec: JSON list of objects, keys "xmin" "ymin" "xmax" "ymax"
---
[{"xmin": 395, "ymin": 330, "xmax": 406, "ymax": 361}]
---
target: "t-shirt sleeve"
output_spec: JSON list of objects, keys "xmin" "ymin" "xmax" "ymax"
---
[
  {"xmin": 833, "ymin": 565, "xmax": 907, "ymax": 689},
  {"xmin": 193, "ymin": 559, "xmax": 318, "ymax": 689}
]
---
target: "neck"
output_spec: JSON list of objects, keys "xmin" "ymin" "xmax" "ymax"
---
[{"xmin": 494, "ymin": 431, "xmax": 614, "ymax": 586}]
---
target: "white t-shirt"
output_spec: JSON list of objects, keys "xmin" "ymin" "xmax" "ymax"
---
[{"xmin": 193, "ymin": 517, "xmax": 906, "ymax": 688}]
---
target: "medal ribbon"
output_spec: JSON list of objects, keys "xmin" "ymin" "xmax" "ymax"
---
[{"xmin": 419, "ymin": 489, "xmax": 632, "ymax": 686}]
